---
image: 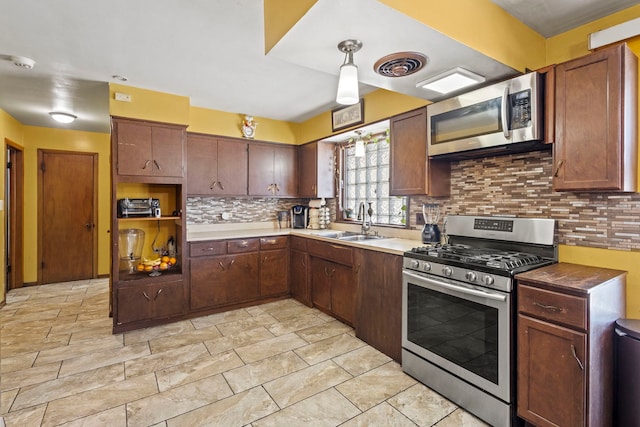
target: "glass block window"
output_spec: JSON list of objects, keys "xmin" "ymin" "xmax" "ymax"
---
[{"xmin": 343, "ymin": 135, "xmax": 408, "ymax": 226}]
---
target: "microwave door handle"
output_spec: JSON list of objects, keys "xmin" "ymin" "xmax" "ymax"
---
[{"xmin": 501, "ymin": 86, "xmax": 510, "ymax": 139}]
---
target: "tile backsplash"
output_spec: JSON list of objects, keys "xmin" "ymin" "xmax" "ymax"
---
[
  {"xmin": 411, "ymin": 148, "xmax": 640, "ymax": 251},
  {"xmin": 188, "ymin": 148, "xmax": 640, "ymax": 251}
]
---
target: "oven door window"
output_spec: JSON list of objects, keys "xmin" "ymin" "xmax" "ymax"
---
[{"xmin": 406, "ymin": 284, "xmax": 499, "ymax": 383}]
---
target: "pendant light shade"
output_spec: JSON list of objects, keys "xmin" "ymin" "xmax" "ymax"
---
[
  {"xmin": 353, "ymin": 130, "xmax": 365, "ymax": 157},
  {"xmin": 336, "ymin": 39, "xmax": 362, "ymax": 105}
]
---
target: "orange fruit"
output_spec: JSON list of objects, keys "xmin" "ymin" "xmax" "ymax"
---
[
  {"xmin": 136, "ymin": 264, "xmax": 145, "ymax": 272},
  {"xmin": 161, "ymin": 256, "xmax": 170, "ymax": 263},
  {"xmin": 159, "ymin": 262, "xmax": 168, "ymax": 270},
  {"xmin": 169, "ymin": 257, "xmax": 177, "ymax": 265},
  {"xmin": 144, "ymin": 265, "xmax": 153, "ymax": 272}
]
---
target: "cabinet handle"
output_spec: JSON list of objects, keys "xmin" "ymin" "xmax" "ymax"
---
[
  {"xmin": 154, "ymin": 289, "xmax": 163, "ymax": 300},
  {"xmin": 262, "ymin": 239, "xmax": 277, "ymax": 245},
  {"xmin": 570, "ymin": 344, "xmax": 584, "ymax": 370},
  {"xmin": 203, "ymin": 247, "xmax": 218, "ymax": 252},
  {"xmin": 228, "ymin": 259, "xmax": 235, "ymax": 268},
  {"xmin": 300, "ymin": 258, "xmax": 306, "ymax": 268},
  {"xmin": 142, "ymin": 160, "xmax": 151, "ymax": 170},
  {"xmin": 218, "ymin": 261, "xmax": 226, "ymax": 270},
  {"xmin": 239, "ymin": 241, "xmax": 249, "ymax": 248},
  {"xmin": 263, "ymin": 256, "xmax": 269, "ymax": 262},
  {"xmin": 324, "ymin": 266, "xmax": 335, "ymax": 277},
  {"xmin": 209, "ymin": 180, "xmax": 218, "ymax": 190},
  {"xmin": 554, "ymin": 160, "xmax": 564, "ymax": 177},
  {"xmin": 533, "ymin": 301, "xmax": 562, "ymax": 312},
  {"xmin": 217, "ymin": 181, "xmax": 224, "ymax": 190},
  {"xmin": 153, "ymin": 160, "xmax": 161, "ymax": 170},
  {"xmin": 142, "ymin": 292, "xmax": 151, "ymax": 301},
  {"xmin": 275, "ymin": 183, "xmax": 280, "ymax": 193}
]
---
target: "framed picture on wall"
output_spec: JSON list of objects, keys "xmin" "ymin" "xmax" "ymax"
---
[{"xmin": 332, "ymin": 99, "xmax": 364, "ymax": 132}]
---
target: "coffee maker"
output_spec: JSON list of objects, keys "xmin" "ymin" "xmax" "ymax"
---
[{"xmin": 291, "ymin": 205, "xmax": 308, "ymax": 229}]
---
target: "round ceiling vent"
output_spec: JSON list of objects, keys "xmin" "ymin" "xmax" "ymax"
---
[{"xmin": 374, "ymin": 52, "xmax": 427, "ymax": 77}]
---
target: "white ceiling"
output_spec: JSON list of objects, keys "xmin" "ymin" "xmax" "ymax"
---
[{"xmin": 0, "ymin": 0, "xmax": 637, "ymax": 134}]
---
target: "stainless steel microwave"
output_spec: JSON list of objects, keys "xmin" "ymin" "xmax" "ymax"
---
[{"xmin": 427, "ymin": 72, "xmax": 544, "ymax": 158}]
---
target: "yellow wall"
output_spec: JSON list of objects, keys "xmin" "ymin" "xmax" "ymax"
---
[
  {"xmin": 0, "ymin": 109, "xmax": 25, "ymax": 303},
  {"xmin": 109, "ymin": 84, "xmax": 190, "ymax": 125},
  {"xmin": 22, "ymin": 126, "xmax": 111, "ymax": 284}
]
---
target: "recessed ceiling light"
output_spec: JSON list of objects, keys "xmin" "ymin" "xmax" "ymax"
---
[
  {"xmin": 49, "ymin": 112, "xmax": 77, "ymax": 124},
  {"xmin": 417, "ymin": 67, "xmax": 485, "ymax": 94},
  {"xmin": 112, "ymin": 75, "xmax": 128, "ymax": 82},
  {"xmin": 11, "ymin": 56, "xmax": 35, "ymax": 69}
]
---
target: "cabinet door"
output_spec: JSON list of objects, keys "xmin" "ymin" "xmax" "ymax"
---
[
  {"xmin": 553, "ymin": 43, "xmax": 637, "ymax": 192},
  {"xmin": 216, "ymin": 139, "xmax": 248, "ymax": 195},
  {"xmin": 187, "ymin": 134, "xmax": 217, "ymax": 195},
  {"xmin": 116, "ymin": 280, "xmax": 185, "ymax": 324},
  {"xmin": 190, "ymin": 255, "xmax": 229, "ymax": 309},
  {"xmin": 310, "ymin": 257, "xmax": 332, "ymax": 313},
  {"xmin": 248, "ymin": 144, "xmax": 275, "ymax": 196},
  {"xmin": 354, "ymin": 249, "xmax": 403, "ymax": 362},
  {"xmin": 390, "ymin": 108, "xmax": 450, "ymax": 196},
  {"xmin": 151, "ymin": 126, "xmax": 184, "ymax": 177},
  {"xmin": 330, "ymin": 262, "xmax": 355, "ymax": 326},
  {"xmin": 273, "ymin": 144, "xmax": 297, "ymax": 196},
  {"xmin": 291, "ymin": 249, "xmax": 310, "ymax": 306},
  {"xmin": 225, "ymin": 253, "xmax": 260, "ymax": 303},
  {"xmin": 260, "ymin": 248, "xmax": 290, "ymax": 296},
  {"xmin": 116, "ymin": 121, "xmax": 153, "ymax": 176},
  {"xmin": 298, "ymin": 142, "xmax": 334, "ymax": 198},
  {"xmin": 298, "ymin": 143, "xmax": 317, "ymax": 197},
  {"xmin": 518, "ymin": 315, "xmax": 586, "ymax": 427}
]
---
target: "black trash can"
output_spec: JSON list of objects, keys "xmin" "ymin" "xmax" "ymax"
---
[{"xmin": 616, "ymin": 318, "xmax": 640, "ymax": 426}]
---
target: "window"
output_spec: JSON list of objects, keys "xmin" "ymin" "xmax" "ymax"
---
[{"xmin": 342, "ymin": 130, "xmax": 408, "ymax": 226}]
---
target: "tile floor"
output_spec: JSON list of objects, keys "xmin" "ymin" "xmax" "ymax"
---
[{"xmin": 0, "ymin": 279, "xmax": 489, "ymax": 426}]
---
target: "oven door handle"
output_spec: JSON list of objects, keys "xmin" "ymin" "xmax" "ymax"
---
[{"xmin": 404, "ymin": 271, "xmax": 507, "ymax": 302}]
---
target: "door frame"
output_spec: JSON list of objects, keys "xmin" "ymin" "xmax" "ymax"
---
[
  {"xmin": 37, "ymin": 149, "xmax": 99, "ymax": 284},
  {"xmin": 5, "ymin": 139, "xmax": 24, "ymax": 290}
]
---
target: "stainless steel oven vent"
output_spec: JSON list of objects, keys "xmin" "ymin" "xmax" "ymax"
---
[{"xmin": 374, "ymin": 52, "xmax": 427, "ymax": 77}]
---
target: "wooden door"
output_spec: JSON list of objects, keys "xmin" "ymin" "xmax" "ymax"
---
[
  {"xmin": 330, "ymin": 262, "xmax": 355, "ymax": 325},
  {"xmin": 298, "ymin": 143, "xmax": 317, "ymax": 197},
  {"xmin": 310, "ymin": 257, "xmax": 332, "ymax": 313},
  {"xmin": 151, "ymin": 126, "xmax": 184, "ymax": 177},
  {"xmin": 290, "ymin": 249, "xmax": 309, "ymax": 305},
  {"xmin": 39, "ymin": 150, "xmax": 97, "ymax": 284},
  {"xmin": 6, "ymin": 142, "xmax": 24, "ymax": 290},
  {"xmin": 248, "ymin": 144, "xmax": 274, "ymax": 195}
]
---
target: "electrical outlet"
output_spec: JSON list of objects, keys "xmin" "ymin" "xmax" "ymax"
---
[{"xmin": 416, "ymin": 213, "xmax": 425, "ymax": 225}]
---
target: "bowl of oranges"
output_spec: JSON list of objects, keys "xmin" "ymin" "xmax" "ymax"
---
[{"xmin": 136, "ymin": 255, "xmax": 178, "ymax": 276}]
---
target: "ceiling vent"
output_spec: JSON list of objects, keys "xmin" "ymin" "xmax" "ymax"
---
[{"xmin": 374, "ymin": 52, "xmax": 427, "ymax": 77}]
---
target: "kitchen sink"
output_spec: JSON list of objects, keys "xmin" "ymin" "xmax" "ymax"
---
[{"xmin": 337, "ymin": 234, "xmax": 388, "ymax": 242}]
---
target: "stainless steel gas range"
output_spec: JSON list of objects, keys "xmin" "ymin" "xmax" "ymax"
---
[{"xmin": 402, "ymin": 215, "xmax": 556, "ymax": 427}]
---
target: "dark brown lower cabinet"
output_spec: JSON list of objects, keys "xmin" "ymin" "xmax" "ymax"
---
[
  {"xmin": 290, "ymin": 248, "xmax": 311, "ymax": 306},
  {"xmin": 516, "ymin": 263, "xmax": 626, "ymax": 427},
  {"xmin": 116, "ymin": 279, "xmax": 186, "ymax": 325},
  {"xmin": 354, "ymin": 249, "xmax": 403, "ymax": 362},
  {"xmin": 190, "ymin": 253, "xmax": 259, "ymax": 310},
  {"xmin": 260, "ymin": 248, "xmax": 290, "ymax": 296},
  {"xmin": 308, "ymin": 239, "xmax": 355, "ymax": 326}
]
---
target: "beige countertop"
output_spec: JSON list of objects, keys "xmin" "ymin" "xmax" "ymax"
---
[{"xmin": 187, "ymin": 222, "xmax": 423, "ymax": 256}]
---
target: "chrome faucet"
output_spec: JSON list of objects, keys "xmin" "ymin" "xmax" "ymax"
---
[{"xmin": 358, "ymin": 201, "xmax": 372, "ymax": 234}]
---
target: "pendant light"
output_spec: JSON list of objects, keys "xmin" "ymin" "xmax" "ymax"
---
[{"xmin": 336, "ymin": 39, "xmax": 362, "ymax": 105}]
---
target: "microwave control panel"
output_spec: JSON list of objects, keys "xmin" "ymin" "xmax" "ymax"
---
[{"xmin": 510, "ymin": 89, "xmax": 531, "ymax": 130}]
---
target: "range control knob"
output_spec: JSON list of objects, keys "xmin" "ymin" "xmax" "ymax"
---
[
  {"xmin": 410, "ymin": 259, "xmax": 419, "ymax": 269},
  {"xmin": 465, "ymin": 271, "xmax": 477, "ymax": 282},
  {"xmin": 423, "ymin": 262, "xmax": 432, "ymax": 272},
  {"xmin": 443, "ymin": 266, "xmax": 453, "ymax": 277},
  {"xmin": 482, "ymin": 275, "xmax": 495, "ymax": 286}
]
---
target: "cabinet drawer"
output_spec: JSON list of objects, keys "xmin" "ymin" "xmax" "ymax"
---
[
  {"xmin": 518, "ymin": 284, "xmax": 587, "ymax": 330},
  {"xmin": 189, "ymin": 241, "xmax": 226, "ymax": 257},
  {"xmin": 260, "ymin": 236, "xmax": 288, "ymax": 250},
  {"xmin": 291, "ymin": 236, "xmax": 307, "ymax": 251},
  {"xmin": 307, "ymin": 239, "xmax": 353, "ymax": 266},
  {"xmin": 227, "ymin": 238, "xmax": 259, "ymax": 253}
]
